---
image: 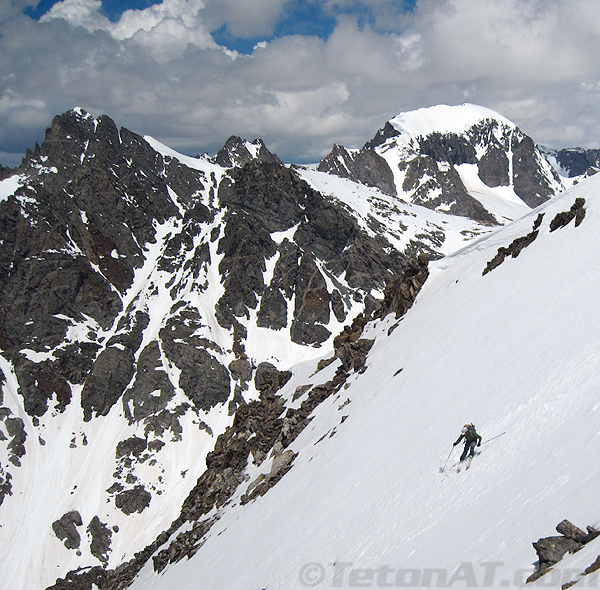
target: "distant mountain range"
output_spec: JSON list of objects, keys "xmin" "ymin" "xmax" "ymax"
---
[{"xmin": 541, "ymin": 145, "xmax": 600, "ymax": 178}]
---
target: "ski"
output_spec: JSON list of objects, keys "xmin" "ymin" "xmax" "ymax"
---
[
  {"xmin": 456, "ymin": 451, "xmax": 480, "ymax": 472},
  {"xmin": 456, "ymin": 459, "xmax": 470, "ymax": 472}
]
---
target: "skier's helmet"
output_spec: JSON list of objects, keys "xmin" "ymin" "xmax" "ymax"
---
[{"xmin": 461, "ymin": 426, "xmax": 468, "ymax": 434}]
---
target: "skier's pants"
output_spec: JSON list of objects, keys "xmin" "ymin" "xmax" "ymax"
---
[{"xmin": 460, "ymin": 440, "xmax": 477, "ymax": 461}]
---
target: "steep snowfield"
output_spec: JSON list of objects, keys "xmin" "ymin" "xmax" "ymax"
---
[
  {"xmin": 298, "ymin": 167, "xmax": 492, "ymax": 256},
  {"xmin": 130, "ymin": 174, "xmax": 600, "ymax": 590},
  {"xmin": 455, "ymin": 163, "xmax": 532, "ymax": 222}
]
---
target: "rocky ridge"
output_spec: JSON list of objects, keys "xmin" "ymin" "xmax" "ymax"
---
[
  {"xmin": 0, "ymin": 104, "xmax": 578, "ymax": 589},
  {"xmin": 0, "ymin": 107, "xmax": 474, "ymax": 589}
]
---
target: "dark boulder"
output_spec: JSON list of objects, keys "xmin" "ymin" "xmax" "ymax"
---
[
  {"xmin": 115, "ymin": 485, "xmax": 152, "ymax": 515},
  {"xmin": 87, "ymin": 516, "xmax": 113, "ymax": 565},
  {"xmin": 52, "ymin": 511, "xmax": 83, "ymax": 550}
]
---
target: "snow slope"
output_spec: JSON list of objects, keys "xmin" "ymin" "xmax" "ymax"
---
[
  {"xmin": 129, "ymin": 173, "xmax": 600, "ymax": 589},
  {"xmin": 387, "ymin": 103, "xmax": 514, "ymax": 144},
  {"xmin": 298, "ymin": 167, "xmax": 492, "ymax": 256}
]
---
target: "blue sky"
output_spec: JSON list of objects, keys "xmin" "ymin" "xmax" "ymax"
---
[
  {"xmin": 212, "ymin": 3, "xmax": 339, "ymax": 54},
  {"xmin": 1, "ymin": 0, "xmax": 600, "ymax": 167},
  {"xmin": 26, "ymin": 0, "xmax": 164, "ymax": 22},
  {"xmin": 25, "ymin": 1, "xmax": 418, "ymax": 52}
]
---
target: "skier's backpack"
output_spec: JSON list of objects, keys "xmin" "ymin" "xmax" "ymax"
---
[{"xmin": 463, "ymin": 423, "xmax": 475, "ymax": 436}]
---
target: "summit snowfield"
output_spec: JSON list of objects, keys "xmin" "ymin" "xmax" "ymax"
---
[{"xmin": 128, "ymin": 173, "xmax": 600, "ymax": 590}]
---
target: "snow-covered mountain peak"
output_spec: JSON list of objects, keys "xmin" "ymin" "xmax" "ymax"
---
[
  {"xmin": 319, "ymin": 103, "xmax": 564, "ymax": 225},
  {"xmin": 386, "ymin": 103, "xmax": 515, "ymax": 148}
]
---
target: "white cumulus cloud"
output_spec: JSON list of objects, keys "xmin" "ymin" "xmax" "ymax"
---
[{"xmin": 1, "ymin": 0, "xmax": 600, "ymax": 167}]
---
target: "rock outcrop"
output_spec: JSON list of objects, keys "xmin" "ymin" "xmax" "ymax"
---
[
  {"xmin": 52, "ymin": 511, "xmax": 83, "ymax": 551},
  {"xmin": 527, "ymin": 520, "xmax": 600, "ymax": 583},
  {"xmin": 317, "ymin": 144, "xmax": 397, "ymax": 196},
  {"xmin": 483, "ymin": 213, "xmax": 545, "ymax": 276},
  {"xmin": 483, "ymin": 198, "xmax": 586, "ymax": 276},
  {"xmin": 549, "ymin": 197, "xmax": 586, "ymax": 231},
  {"xmin": 374, "ymin": 255, "xmax": 430, "ymax": 319}
]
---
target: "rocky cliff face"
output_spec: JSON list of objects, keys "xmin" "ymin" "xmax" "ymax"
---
[
  {"xmin": 318, "ymin": 105, "xmax": 564, "ymax": 223},
  {"xmin": 544, "ymin": 146, "xmax": 600, "ymax": 179},
  {"xmin": 214, "ymin": 159, "xmax": 406, "ymax": 343},
  {"xmin": 0, "ymin": 108, "xmax": 445, "ymax": 589},
  {"xmin": 317, "ymin": 143, "xmax": 397, "ymax": 196},
  {"xmin": 0, "ymin": 110, "xmax": 406, "ymax": 422}
]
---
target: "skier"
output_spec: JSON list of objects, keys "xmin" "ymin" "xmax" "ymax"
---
[{"xmin": 453, "ymin": 423, "xmax": 482, "ymax": 462}]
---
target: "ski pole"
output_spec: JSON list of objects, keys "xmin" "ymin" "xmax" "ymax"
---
[
  {"xmin": 440, "ymin": 447, "xmax": 453, "ymax": 472},
  {"xmin": 482, "ymin": 432, "xmax": 506, "ymax": 444}
]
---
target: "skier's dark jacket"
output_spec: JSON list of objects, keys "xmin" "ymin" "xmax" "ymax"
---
[{"xmin": 454, "ymin": 425, "xmax": 482, "ymax": 446}]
